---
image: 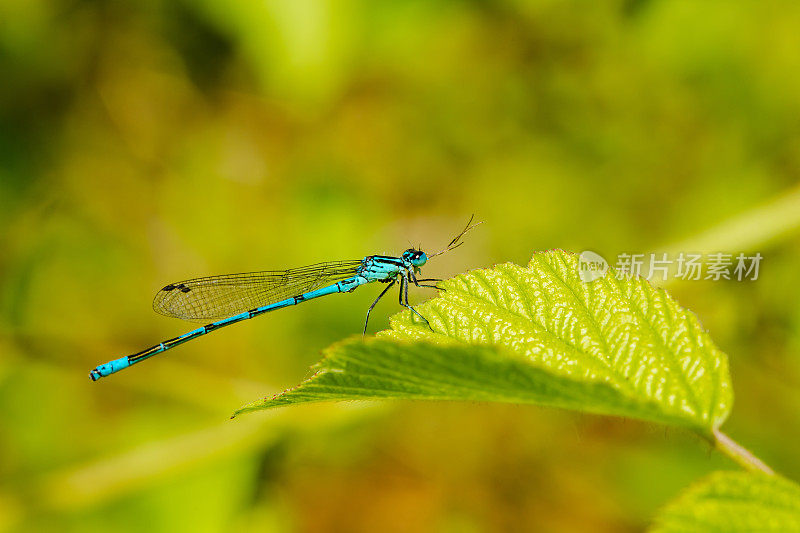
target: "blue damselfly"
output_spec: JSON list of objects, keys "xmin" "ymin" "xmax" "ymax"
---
[{"xmin": 89, "ymin": 217, "xmax": 481, "ymax": 381}]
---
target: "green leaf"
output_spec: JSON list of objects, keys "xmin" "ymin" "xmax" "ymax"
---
[
  {"xmin": 235, "ymin": 250, "xmax": 732, "ymax": 434},
  {"xmin": 651, "ymin": 471, "xmax": 800, "ymax": 532}
]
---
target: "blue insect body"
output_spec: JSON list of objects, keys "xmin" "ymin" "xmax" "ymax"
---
[{"xmin": 89, "ymin": 218, "xmax": 479, "ymax": 381}]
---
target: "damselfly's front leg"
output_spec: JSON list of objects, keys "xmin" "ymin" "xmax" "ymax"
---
[{"xmin": 411, "ymin": 271, "xmax": 444, "ymax": 291}]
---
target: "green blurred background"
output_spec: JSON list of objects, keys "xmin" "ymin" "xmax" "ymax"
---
[{"xmin": 2, "ymin": 0, "xmax": 800, "ymax": 531}]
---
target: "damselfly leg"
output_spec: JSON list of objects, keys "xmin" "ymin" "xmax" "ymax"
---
[
  {"xmin": 363, "ymin": 279, "xmax": 396, "ymax": 334},
  {"xmin": 399, "ymin": 271, "xmax": 432, "ymax": 330}
]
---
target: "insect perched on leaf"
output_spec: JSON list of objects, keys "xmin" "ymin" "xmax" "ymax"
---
[{"xmin": 89, "ymin": 217, "xmax": 481, "ymax": 381}]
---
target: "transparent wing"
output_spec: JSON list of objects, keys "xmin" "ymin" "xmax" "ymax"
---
[{"xmin": 152, "ymin": 260, "xmax": 364, "ymax": 321}]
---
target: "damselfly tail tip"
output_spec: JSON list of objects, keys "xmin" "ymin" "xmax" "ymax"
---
[{"xmin": 89, "ymin": 368, "xmax": 102, "ymax": 381}]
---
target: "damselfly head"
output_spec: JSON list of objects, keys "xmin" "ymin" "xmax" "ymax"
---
[
  {"xmin": 403, "ymin": 249, "xmax": 428, "ymax": 267},
  {"xmin": 428, "ymin": 215, "xmax": 483, "ymax": 259}
]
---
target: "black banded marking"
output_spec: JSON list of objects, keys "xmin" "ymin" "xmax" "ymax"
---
[
  {"xmin": 132, "ymin": 346, "xmax": 157, "ymax": 358},
  {"xmin": 293, "ymin": 294, "xmax": 306, "ymax": 304},
  {"xmin": 249, "ymin": 298, "xmax": 295, "ymax": 318},
  {"xmin": 338, "ymin": 279, "xmax": 361, "ymax": 292},
  {"xmin": 129, "ymin": 344, "xmax": 162, "ymax": 363},
  {"xmin": 371, "ymin": 255, "xmax": 404, "ymax": 266}
]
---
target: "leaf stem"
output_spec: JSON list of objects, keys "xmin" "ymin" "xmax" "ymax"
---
[{"xmin": 713, "ymin": 428, "xmax": 774, "ymax": 475}]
